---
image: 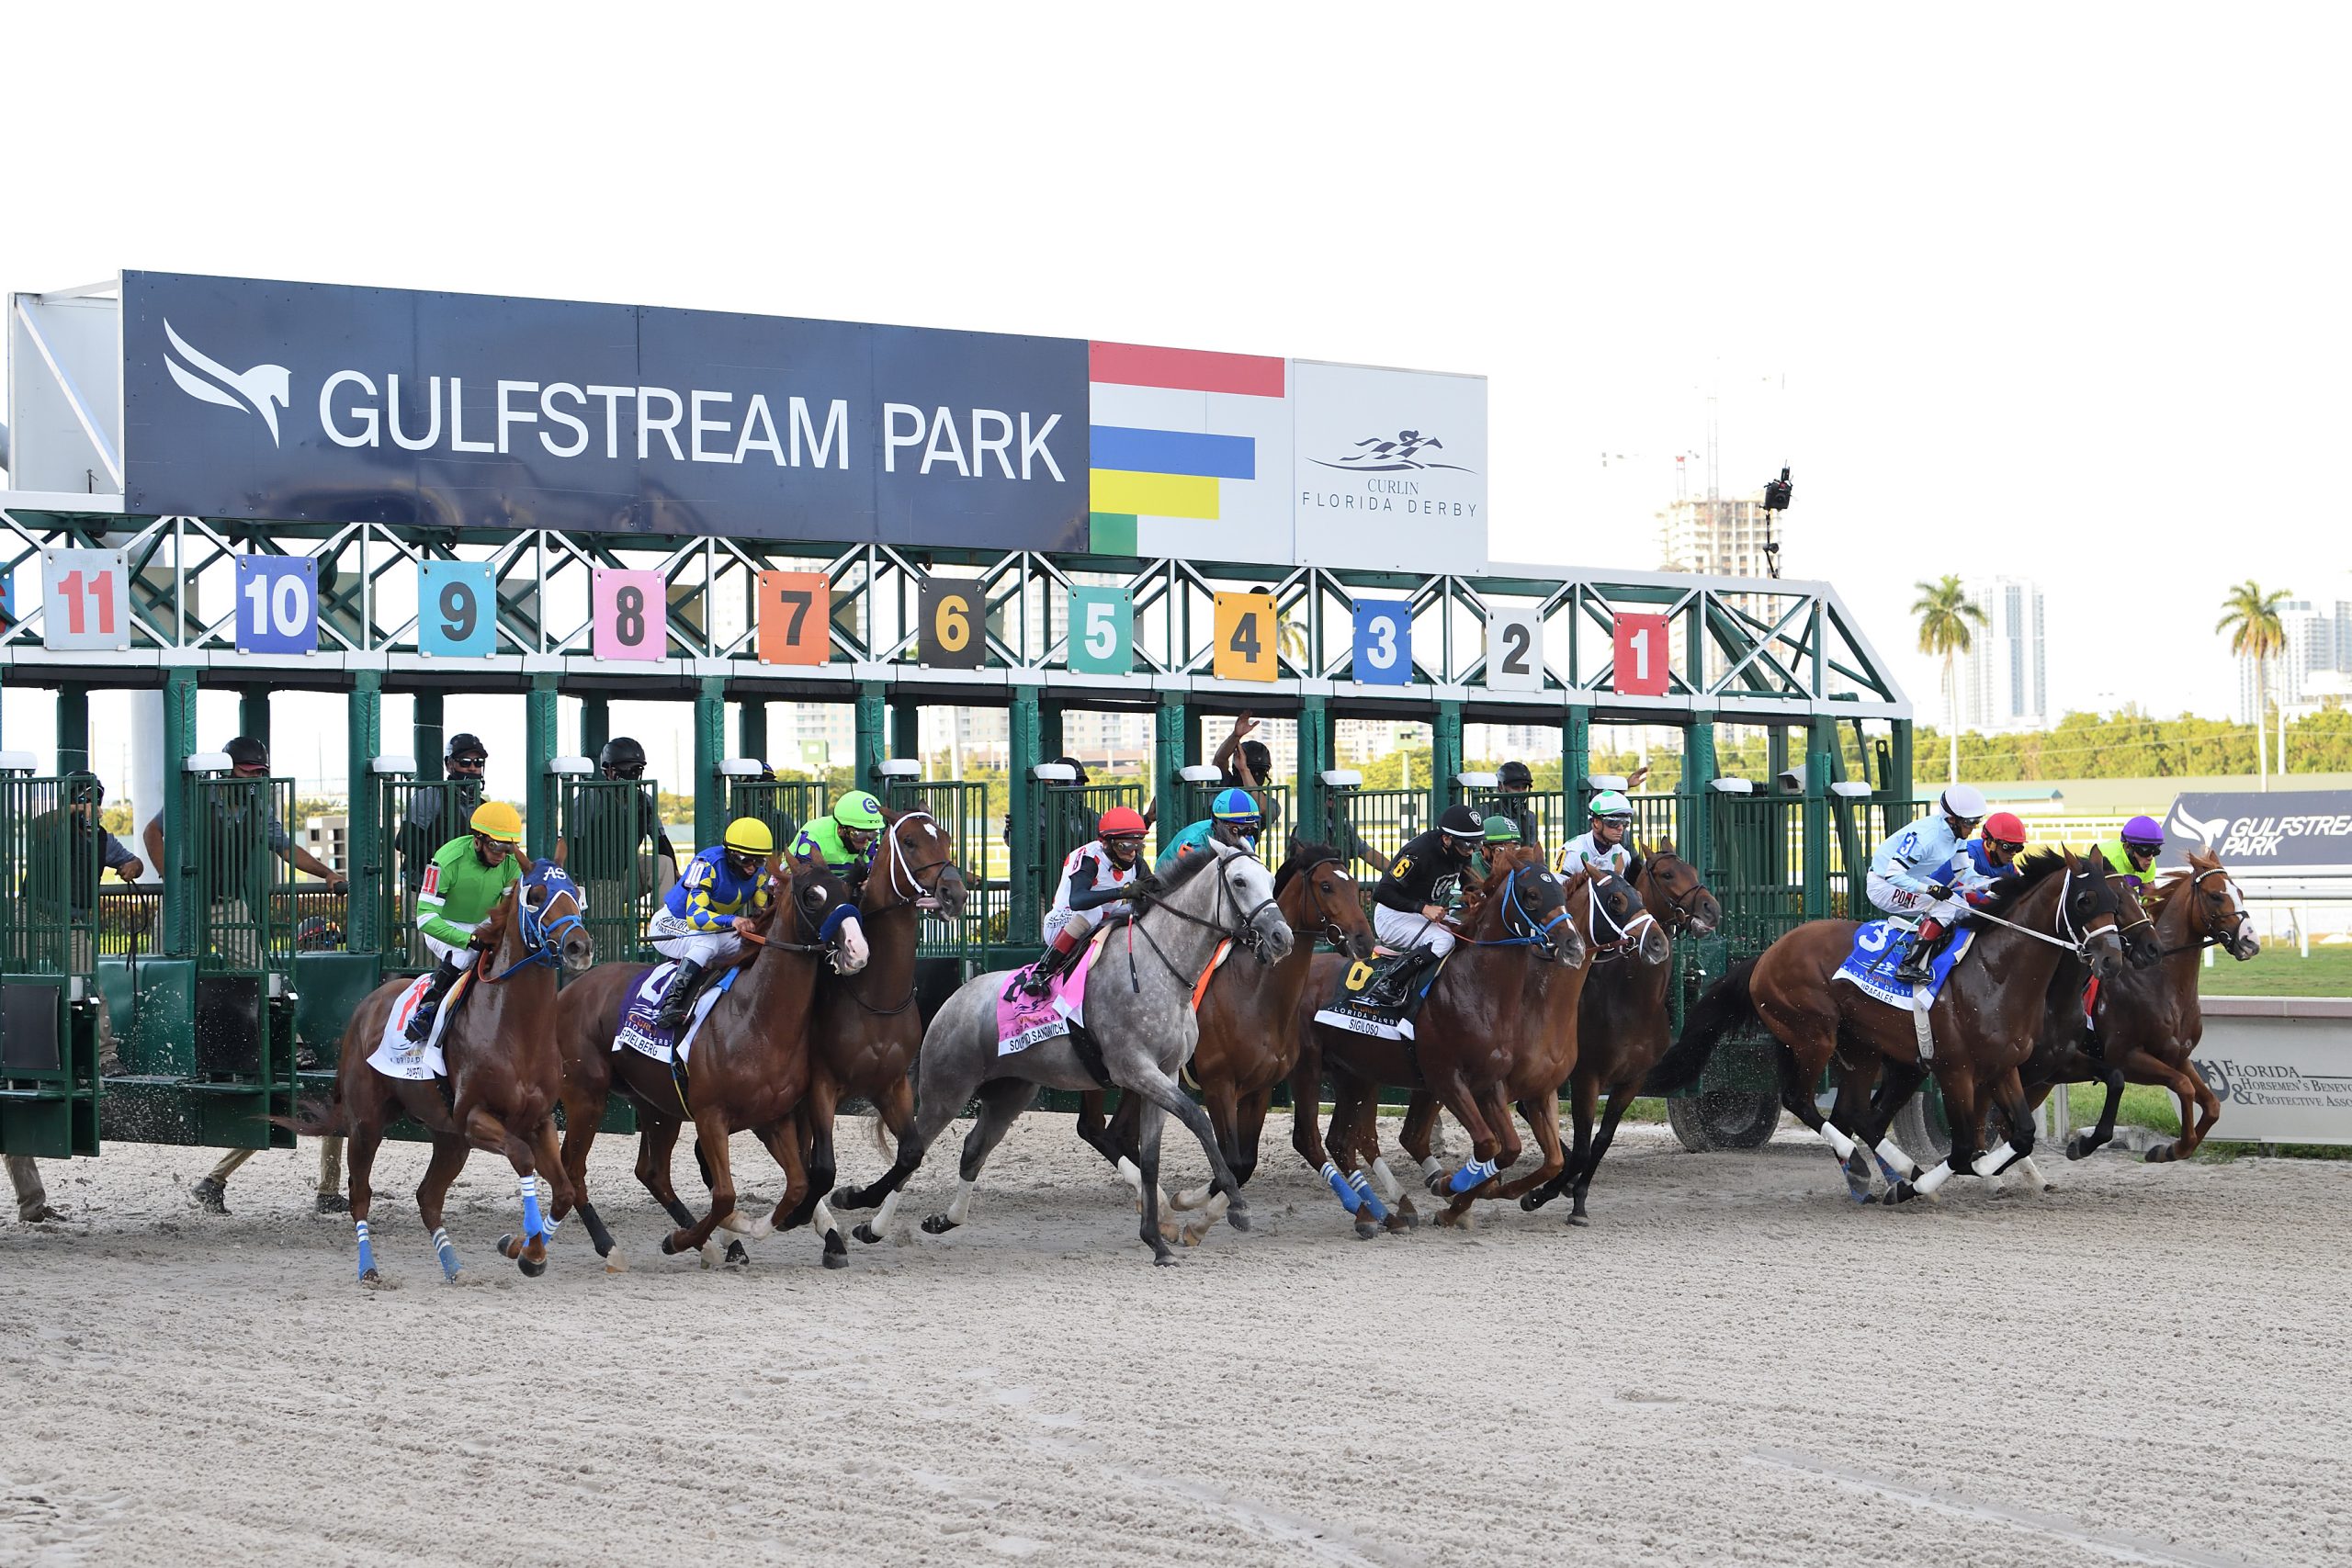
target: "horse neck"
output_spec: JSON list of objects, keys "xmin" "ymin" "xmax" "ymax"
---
[
  {"xmin": 1145, "ymin": 872, "xmax": 1239, "ymax": 976},
  {"xmin": 2137, "ymin": 882, "xmax": 2205, "ymax": 1018},
  {"xmin": 1249, "ymin": 876, "xmax": 1325, "ymax": 1009},
  {"xmin": 731, "ymin": 926, "xmax": 823, "ymax": 1028},
  {"xmin": 852, "ymin": 889, "xmax": 919, "ymax": 994},
  {"xmin": 1973, "ymin": 875, "xmax": 2085, "ymax": 990},
  {"xmin": 1639, "ymin": 863, "xmax": 1681, "ymax": 924}
]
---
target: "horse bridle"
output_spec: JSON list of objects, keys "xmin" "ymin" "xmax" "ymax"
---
[
  {"xmin": 2158, "ymin": 864, "xmax": 2253, "ymax": 956},
  {"xmin": 1644, "ymin": 855, "xmax": 1714, "ymax": 935},
  {"xmin": 877, "ymin": 811, "xmax": 956, "ymax": 908},
  {"xmin": 741, "ymin": 875, "xmax": 861, "ymax": 966},
  {"xmin": 1580, "ymin": 869, "xmax": 1658, "ymax": 961},
  {"xmin": 483, "ymin": 866, "xmax": 587, "ymax": 981},
  {"xmin": 1125, "ymin": 850, "xmax": 1284, "ymax": 991},
  {"xmin": 1967, "ymin": 863, "xmax": 2131, "ymax": 959},
  {"xmin": 1458, "ymin": 864, "xmax": 1570, "ymax": 960},
  {"xmin": 1283, "ymin": 854, "xmax": 1362, "ymax": 948}
]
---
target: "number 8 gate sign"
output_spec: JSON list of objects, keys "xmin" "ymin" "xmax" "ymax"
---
[
  {"xmin": 593, "ymin": 569, "xmax": 668, "ymax": 661},
  {"xmin": 1612, "ymin": 612, "xmax": 1669, "ymax": 697},
  {"xmin": 235, "ymin": 557, "xmax": 319, "ymax": 655}
]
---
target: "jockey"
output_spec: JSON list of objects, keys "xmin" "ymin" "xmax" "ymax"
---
[
  {"xmin": 792, "ymin": 790, "xmax": 885, "ymax": 889},
  {"xmin": 1022, "ymin": 806, "xmax": 1149, "ymax": 998},
  {"xmin": 1966, "ymin": 811, "xmax": 2029, "ymax": 880},
  {"xmin": 1471, "ymin": 814, "xmax": 1522, "ymax": 880},
  {"xmin": 1557, "ymin": 789, "xmax": 1636, "ymax": 879},
  {"xmin": 1868, "ymin": 784, "xmax": 1994, "ymax": 984},
  {"xmin": 1371, "ymin": 803, "xmax": 1486, "ymax": 960},
  {"xmin": 650, "ymin": 817, "xmax": 778, "ymax": 1032},
  {"xmin": 1155, "ymin": 786, "xmax": 1262, "ymax": 874},
  {"xmin": 2091, "ymin": 815, "xmax": 2167, "ymax": 895},
  {"xmin": 404, "ymin": 801, "xmax": 526, "ymax": 1042}
]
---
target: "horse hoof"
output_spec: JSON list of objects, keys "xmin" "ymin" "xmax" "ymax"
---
[
  {"xmin": 1423, "ymin": 1174, "xmax": 1447, "ymax": 1196},
  {"xmin": 2144, "ymin": 1146, "xmax": 2172, "ymax": 1165},
  {"xmin": 724, "ymin": 1241, "xmax": 750, "ymax": 1268},
  {"xmin": 921, "ymin": 1213, "xmax": 957, "ymax": 1235},
  {"xmin": 604, "ymin": 1255, "xmax": 629, "ymax": 1275},
  {"xmin": 1226, "ymin": 1206, "xmax": 1250, "ymax": 1234},
  {"xmin": 853, "ymin": 1223, "xmax": 882, "ymax": 1246},
  {"xmin": 1882, "ymin": 1181, "xmax": 1916, "ymax": 1206},
  {"xmin": 822, "ymin": 1233, "xmax": 849, "ymax": 1269},
  {"xmin": 1353, "ymin": 1219, "xmax": 1382, "ymax": 1240},
  {"xmin": 497, "ymin": 1233, "xmax": 518, "ymax": 1259},
  {"xmin": 1566, "ymin": 1213, "xmax": 1590, "ymax": 1228},
  {"xmin": 1519, "ymin": 1193, "xmax": 1542, "ymax": 1212},
  {"xmin": 517, "ymin": 1251, "xmax": 548, "ymax": 1279},
  {"xmin": 1386, "ymin": 1210, "xmax": 1418, "ymax": 1234},
  {"xmin": 698, "ymin": 1243, "xmax": 720, "ymax": 1269},
  {"xmin": 359, "ymin": 1268, "xmax": 381, "ymax": 1285},
  {"xmin": 659, "ymin": 1233, "xmax": 682, "ymax": 1256},
  {"xmin": 2065, "ymin": 1134, "xmax": 2099, "ymax": 1161},
  {"xmin": 1152, "ymin": 1251, "xmax": 1179, "ymax": 1267}
]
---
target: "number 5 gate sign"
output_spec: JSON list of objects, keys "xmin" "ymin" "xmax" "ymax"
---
[
  {"xmin": 1612, "ymin": 612, "xmax": 1670, "ymax": 697},
  {"xmin": 40, "ymin": 548, "xmax": 132, "ymax": 652},
  {"xmin": 1066, "ymin": 586, "xmax": 1133, "ymax": 675},
  {"xmin": 593, "ymin": 569, "xmax": 669, "ymax": 661}
]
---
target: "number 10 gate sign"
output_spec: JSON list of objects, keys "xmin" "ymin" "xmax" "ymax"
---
[{"xmin": 1612, "ymin": 612, "xmax": 1670, "ymax": 696}]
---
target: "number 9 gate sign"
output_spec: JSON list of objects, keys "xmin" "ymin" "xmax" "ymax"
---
[
  {"xmin": 593, "ymin": 569, "xmax": 668, "ymax": 661},
  {"xmin": 416, "ymin": 561, "xmax": 498, "ymax": 658},
  {"xmin": 235, "ymin": 557, "xmax": 319, "ymax": 655}
]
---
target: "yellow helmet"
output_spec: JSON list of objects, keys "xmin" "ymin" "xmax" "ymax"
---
[
  {"xmin": 469, "ymin": 800, "xmax": 525, "ymax": 844},
  {"xmin": 722, "ymin": 817, "xmax": 775, "ymax": 856}
]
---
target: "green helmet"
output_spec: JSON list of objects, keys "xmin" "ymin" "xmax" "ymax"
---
[
  {"xmin": 1482, "ymin": 815, "xmax": 1520, "ymax": 844},
  {"xmin": 1589, "ymin": 789, "xmax": 1634, "ymax": 821},
  {"xmin": 836, "ymin": 791, "xmax": 885, "ymax": 831}
]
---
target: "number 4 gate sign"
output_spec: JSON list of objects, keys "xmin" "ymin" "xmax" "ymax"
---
[
  {"xmin": 1065, "ymin": 586, "xmax": 1133, "ymax": 675},
  {"xmin": 1612, "ymin": 612, "xmax": 1669, "ymax": 697},
  {"xmin": 1212, "ymin": 592, "xmax": 1277, "ymax": 682},
  {"xmin": 40, "ymin": 548, "xmax": 131, "ymax": 652},
  {"xmin": 416, "ymin": 561, "xmax": 498, "ymax": 658},
  {"xmin": 593, "ymin": 569, "xmax": 669, "ymax": 661}
]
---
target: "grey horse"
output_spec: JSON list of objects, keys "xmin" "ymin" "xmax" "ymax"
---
[{"xmin": 831, "ymin": 840, "xmax": 1294, "ymax": 1264}]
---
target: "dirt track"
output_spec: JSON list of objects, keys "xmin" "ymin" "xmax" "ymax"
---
[{"xmin": 3, "ymin": 1114, "xmax": 2343, "ymax": 1567}]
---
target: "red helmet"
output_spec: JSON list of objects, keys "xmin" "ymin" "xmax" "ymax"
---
[
  {"xmin": 1983, "ymin": 812, "xmax": 2027, "ymax": 847},
  {"xmin": 1098, "ymin": 807, "xmax": 1147, "ymax": 839}
]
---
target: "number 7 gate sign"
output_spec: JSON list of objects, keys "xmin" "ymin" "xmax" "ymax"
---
[
  {"xmin": 1612, "ymin": 612, "xmax": 1670, "ymax": 697},
  {"xmin": 41, "ymin": 548, "xmax": 132, "ymax": 652}
]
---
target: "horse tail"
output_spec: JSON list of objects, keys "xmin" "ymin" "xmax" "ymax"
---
[
  {"xmin": 1642, "ymin": 955, "xmax": 1759, "ymax": 1096},
  {"xmin": 277, "ymin": 1078, "xmax": 345, "ymax": 1139}
]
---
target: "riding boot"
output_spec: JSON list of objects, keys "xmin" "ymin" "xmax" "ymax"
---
[
  {"xmin": 404, "ymin": 954, "xmax": 466, "ymax": 1043},
  {"xmin": 1895, "ymin": 919, "xmax": 1946, "ymax": 984},
  {"xmin": 1021, "ymin": 925, "xmax": 1084, "ymax": 998},
  {"xmin": 655, "ymin": 960, "xmax": 707, "ymax": 1034}
]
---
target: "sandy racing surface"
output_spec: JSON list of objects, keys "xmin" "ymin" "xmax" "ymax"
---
[{"xmin": 4, "ymin": 1114, "xmax": 2344, "ymax": 1567}]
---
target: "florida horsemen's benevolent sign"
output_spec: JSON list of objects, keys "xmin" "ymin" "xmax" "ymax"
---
[{"xmin": 102, "ymin": 272, "xmax": 1487, "ymax": 570}]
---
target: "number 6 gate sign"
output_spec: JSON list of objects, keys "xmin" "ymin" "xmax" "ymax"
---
[
  {"xmin": 593, "ymin": 569, "xmax": 669, "ymax": 661},
  {"xmin": 1612, "ymin": 612, "xmax": 1670, "ymax": 697},
  {"xmin": 40, "ymin": 548, "xmax": 132, "ymax": 652}
]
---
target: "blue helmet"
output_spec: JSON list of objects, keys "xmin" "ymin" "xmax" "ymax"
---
[{"xmin": 1211, "ymin": 787, "xmax": 1262, "ymax": 824}]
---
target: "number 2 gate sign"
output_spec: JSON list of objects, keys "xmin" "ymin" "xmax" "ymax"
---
[{"xmin": 1612, "ymin": 612, "xmax": 1669, "ymax": 696}]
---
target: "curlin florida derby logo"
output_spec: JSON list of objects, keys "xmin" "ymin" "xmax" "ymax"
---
[
  {"xmin": 1309, "ymin": 429, "xmax": 1476, "ymax": 475},
  {"xmin": 1302, "ymin": 428, "xmax": 1480, "ymax": 522},
  {"xmin": 162, "ymin": 321, "xmax": 292, "ymax": 446}
]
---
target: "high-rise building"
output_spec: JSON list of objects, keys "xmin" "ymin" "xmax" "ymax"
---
[
  {"xmin": 1658, "ymin": 493, "xmax": 1778, "ymax": 579},
  {"xmin": 2238, "ymin": 598, "xmax": 2348, "ymax": 724},
  {"xmin": 1958, "ymin": 576, "xmax": 2047, "ymax": 734}
]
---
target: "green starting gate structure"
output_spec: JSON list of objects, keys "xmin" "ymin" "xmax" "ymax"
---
[{"xmin": 0, "ymin": 500, "xmax": 1912, "ymax": 1162}]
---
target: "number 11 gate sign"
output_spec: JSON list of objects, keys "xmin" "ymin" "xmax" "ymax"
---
[
  {"xmin": 1612, "ymin": 612, "xmax": 1669, "ymax": 697},
  {"xmin": 41, "ymin": 548, "xmax": 132, "ymax": 652}
]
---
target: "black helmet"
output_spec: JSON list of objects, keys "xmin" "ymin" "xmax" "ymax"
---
[
  {"xmin": 1051, "ymin": 754, "xmax": 1090, "ymax": 786},
  {"xmin": 1498, "ymin": 761, "xmax": 1533, "ymax": 789},
  {"xmin": 1439, "ymin": 804, "xmax": 1484, "ymax": 840},
  {"xmin": 446, "ymin": 732, "xmax": 488, "ymax": 763},
  {"xmin": 1239, "ymin": 740, "xmax": 1273, "ymax": 782},
  {"xmin": 598, "ymin": 737, "xmax": 648, "ymax": 772},
  {"xmin": 224, "ymin": 736, "xmax": 270, "ymax": 769}
]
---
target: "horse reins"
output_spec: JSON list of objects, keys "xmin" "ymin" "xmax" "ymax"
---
[
  {"xmin": 842, "ymin": 814, "xmax": 956, "ymax": 1015},
  {"xmin": 1122, "ymin": 852, "xmax": 1283, "ymax": 993},
  {"xmin": 481, "ymin": 867, "xmax": 585, "ymax": 982},
  {"xmin": 2154, "ymin": 865, "xmax": 2250, "ymax": 956}
]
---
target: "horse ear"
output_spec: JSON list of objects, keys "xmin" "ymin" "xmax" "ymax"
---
[
  {"xmin": 551, "ymin": 838, "xmax": 568, "ymax": 871},
  {"xmin": 1657, "ymin": 836, "xmax": 1676, "ymax": 858}
]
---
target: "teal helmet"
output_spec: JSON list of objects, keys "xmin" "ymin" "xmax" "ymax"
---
[{"xmin": 1211, "ymin": 787, "xmax": 1261, "ymax": 824}]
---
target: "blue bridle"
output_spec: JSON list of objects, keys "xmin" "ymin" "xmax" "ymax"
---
[
  {"xmin": 1464, "ymin": 865, "xmax": 1569, "ymax": 957},
  {"xmin": 485, "ymin": 860, "xmax": 588, "ymax": 980}
]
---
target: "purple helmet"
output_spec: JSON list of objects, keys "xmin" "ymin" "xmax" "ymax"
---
[{"xmin": 2121, "ymin": 814, "xmax": 2165, "ymax": 849}]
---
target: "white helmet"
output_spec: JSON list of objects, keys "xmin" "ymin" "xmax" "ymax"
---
[
  {"xmin": 1589, "ymin": 789, "xmax": 1634, "ymax": 821},
  {"xmin": 1939, "ymin": 784, "xmax": 1987, "ymax": 820}
]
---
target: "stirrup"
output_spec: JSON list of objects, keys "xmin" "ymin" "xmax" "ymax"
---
[{"xmin": 403, "ymin": 1004, "xmax": 436, "ymax": 1043}]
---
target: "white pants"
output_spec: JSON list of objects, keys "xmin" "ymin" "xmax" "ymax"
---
[
  {"xmin": 1867, "ymin": 874, "xmax": 1964, "ymax": 927},
  {"xmin": 420, "ymin": 932, "xmax": 470, "ymax": 966},
  {"xmin": 1373, "ymin": 902, "xmax": 1455, "ymax": 958},
  {"xmin": 648, "ymin": 908, "xmax": 742, "ymax": 967}
]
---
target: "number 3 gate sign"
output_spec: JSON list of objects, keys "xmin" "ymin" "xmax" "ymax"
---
[
  {"xmin": 1066, "ymin": 586, "xmax": 1134, "ymax": 675},
  {"xmin": 1612, "ymin": 612, "xmax": 1670, "ymax": 697},
  {"xmin": 1350, "ymin": 599, "xmax": 1412, "ymax": 685},
  {"xmin": 593, "ymin": 569, "xmax": 668, "ymax": 661},
  {"xmin": 1212, "ymin": 592, "xmax": 1277, "ymax": 682},
  {"xmin": 920, "ymin": 579, "xmax": 984, "ymax": 669},
  {"xmin": 40, "ymin": 548, "xmax": 132, "ymax": 652},
  {"xmin": 417, "ymin": 561, "xmax": 497, "ymax": 658}
]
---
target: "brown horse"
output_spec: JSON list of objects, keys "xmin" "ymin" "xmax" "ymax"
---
[
  {"xmin": 553, "ymin": 858, "xmax": 867, "ymax": 1268},
  {"xmin": 1287, "ymin": 851, "xmax": 1596, "ymax": 1230},
  {"xmin": 300, "ymin": 860, "xmax": 594, "ymax": 1284},
  {"xmin": 1324, "ymin": 851, "xmax": 1659, "ymax": 1226},
  {"xmin": 1523, "ymin": 840, "xmax": 1722, "ymax": 1223},
  {"xmin": 1649, "ymin": 848, "xmax": 2129, "ymax": 1203},
  {"xmin": 1069, "ymin": 839, "xmax": 1377, "ymax": 1238},
  {"xmin": 800, "ymin": 807, "xmax": 967, "ymax": 1248}
]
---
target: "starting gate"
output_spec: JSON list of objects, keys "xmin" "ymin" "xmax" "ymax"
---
[
  {"xmin": 880, "ymin": 775, "xmax": 996, "ymax": 959},
  {"xmin": 379, "ymin": 773, "xmax": 486, "ymax": 971},
  {"xmin": 1037, "ymin": 780, "xmax": 1145, "ymax": 897},
  {"xmin": 0, "ymin": 773, "xmax": 103, "ymax": 1157},
  {"xmin": 1175, "ymin": 775, "xmax": 1295, "ymax": 863},
  {"xmin": 1323, "ymin": 784, "xmax": 1428, "ymax": 904},
  {"xmin": 727, "ymin": 774, "xmax": 828, "ymax": 854},
  {"xmin": 558, "ymin": 774, "xmax": 667, "ymax": 966}
]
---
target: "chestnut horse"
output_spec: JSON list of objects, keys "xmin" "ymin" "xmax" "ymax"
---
[
  {"xmin": 553, "ymin": 858, "xmax": 868, "ymax": 1268},
  {"xmin": 300, "ymin": 861, "xmax": 594, "ymax": 1284},
  {"xmin": 1648, "ymin": 848, "xmax": 2128, "ymax": 1203},
  {"xmin": 801, "ymin": 807, "xmax": 968, "ymax": 1247},
  {"xmin": 1318, "ymin": 852, "xmax": 1656, "ymax": 1227},
  {"xmin": 1069, "ymin": 840, "xmax": 1377, "ymax": 1238}
]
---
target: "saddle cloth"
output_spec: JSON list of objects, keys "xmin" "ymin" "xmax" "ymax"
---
[
  {"xmin": 1832, "ymin": 920, "xmax": 1975, "ymax": 1011},
  {"xmin": 367, "ymin": 968, "xmax": 472, "ymax": 1082},
  {"xmin": 613, "ymin": 961, "xmax": 734, "ymax": 1069},
  {"xmin": 1314, "ymin": 945, "xmax": 1444, "ymax": 1043},
  {"xmin": 995, "ymin": 928, "xmax": 1108, "ymax": 1056}
]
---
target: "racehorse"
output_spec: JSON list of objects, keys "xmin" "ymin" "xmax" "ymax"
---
[
  {"xmin": 553, "ymin": 858, "xmax": 868, "ymax": 1268},
  {"xmin": 1069, "ymin": 840, "xmax": 1377, "ymax": 1239},
  {"xmin": 1648, "ymin": 848, "xmax": 2129, "ymax": 1203},
  {"xmin": 2020, "ymin": 851, "xmax": 2256, "ymax": 1165},
  {"xmin": 1291, "ymin": 850, "xmax": 1596, "ymax": 1230},
  {"xmin": 300, "ymin": 861, "xmax": 593, "ymax": 1283},
  {"xmin": 830, "ymin": 840, "xmax": 1294, "ymax": 1265},
  {"xmin": 800, "ymin": 807, "xmax": 968, "ymax": 1248},
  {"xmin": 1522, "ymin": 840, "xmax": 1721, "ymax": 1223}
]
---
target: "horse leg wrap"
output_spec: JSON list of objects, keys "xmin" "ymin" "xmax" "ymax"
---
[
  {"xmin": 944, "ymin": 1178, "xmax": 975, "ymax": 1226},
  {"xmin": 813, "ymin": 1199, "xmax": 840, "ymax": 1238},
  {"xmin": 1349, "ymin": 1170, "xmax": 1392, "ymax": 1224},
  {"xmin": 1419, "ymin": 1155, "xmax": 1445, "ymax": 1183},
  {"xmin": 1371, "ymin": 1158, "xmax": 1404, "ymax": 1203},
  {"xmin": 1912, "ymin": 1161, "xmax": 1956, "ymax": 1197},
  {"xmin": 1875, "ymin": 1137, "xmax": 1921, "ymax": 1180},
  {"xmin": 1447, "ymin": 1156, "xmax": 1499, "ymax": 1195},
  {"xmin": 1815, "ymin": 1122, "xmax": 1857, "ymax": 1161},
  {"xmin": 518, "ymin": 1175, "xmax": 547, "ymax": 1243},
  {"xmin": 1971, "ymin": 1141, "xmax": 2017, "ymax": 1179},
  {"xmin": 432, "ymin": 1226, "xmax": 461, "ymax": 1281},
  {"xmin": 1322, "ymin": 1161, "xmax": 1364, "ymax": 1214},
  {"xmin": 354, "ymin": 1219, "xmax": 378, "ymax": 1280}
]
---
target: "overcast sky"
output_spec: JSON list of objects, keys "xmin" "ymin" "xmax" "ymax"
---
[{"xmin": 5, "ymin": 6, "xmax": 2347, "ymax": 795}]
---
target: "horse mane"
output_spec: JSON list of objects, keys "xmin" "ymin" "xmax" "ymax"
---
[
  {"xmin": 1977, "ymin": 847, "xmax": 2076, "ymax": 919},
  {"xmin": 1274, "ymin": 840, "xmax": 1341, "ymax": 895},
  {"xmin": 1623, "ymin": 849, "xmax": 1646, "ymax": 886},
  {"xmin": 1154, "ymin": 839, "xmax": 1226, "ymax": 896}
]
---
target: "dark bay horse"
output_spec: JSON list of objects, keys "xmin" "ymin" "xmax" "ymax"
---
[
  {"xmin": 1648, "ymin": 848, "xmax": 2128, "ymax": 1203},
  {"xmin": 1288, "ymin": 852, "xmax": 1590, "ymax": 1230},
  {"xmin": 802, "ymin": 807, "xmax": 967, "ymax": 1247},
  {"xmin": 1331, "ymin": 852, "xmax": 1656, "ymax": 1226},
  {"xmin": 554, "ymin": 858, "xmax": 867, "ymax": 1268},
  {"xmin": 300, "ymin": 861, "xmax": 593, "ymax": 1283},
  {"xmin": 1070, "ymin": 840, "xmax": 1376, "ymax": 1240}
]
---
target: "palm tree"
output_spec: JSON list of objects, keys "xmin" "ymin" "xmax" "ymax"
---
[
  {"xmin": 1912, "ymin": 576, "xmax": 1986, "ymax": 785},
  {"xmin": 2216, "ymin": 580, "xmax": 2289, "ymax": 792}
]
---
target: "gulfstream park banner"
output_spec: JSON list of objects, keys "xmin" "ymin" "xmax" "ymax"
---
[
  {"xmin": 118, "ymin": 272, "xmax": 1487, "ymax": 570},
  {"xmin": 2161, "ymin": 790, "xmax": 2352, "ymax": 875}
]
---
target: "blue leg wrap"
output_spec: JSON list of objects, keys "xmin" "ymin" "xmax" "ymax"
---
[
  {"xmin": 519, "ymin": 1176, "xmax": 547, "ymax": 1243},
  {"xmin": 1448, "ymin": 1156, "xmax": 1498, "ymax": 1195},
  {"xmin": 433, "ymin": 1226, "xmax": 461, "ymax": 1281},
  {"xmin": 1349, "ymin": 1171, "xmax": 1391, "ymax": 1223},
  {"xmin": 1322, "ymin": 1162, "xmax": 1363, "ymax": 1213},
  {"xmin": 355, "ymin": 1219, "xmax": 377, "ymax": 1280}
]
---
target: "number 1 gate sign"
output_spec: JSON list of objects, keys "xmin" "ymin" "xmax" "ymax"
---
[
  {"xmin": 417, "ymin": 561, "xmax": 498, "ymax": 658},
  {"xmin": 1612, "ymin": 612, "xmax": 1670, "ymax": 696},
  {"xmin": 40, "ymin": 548, "xmax": 131, "ymax": 652},
  {"xmin": 593, "ymin": 569, "xmax": 668, "ymax": 661}
]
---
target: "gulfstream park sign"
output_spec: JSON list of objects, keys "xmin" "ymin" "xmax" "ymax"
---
[{"xmin": 110, "ymin": 272, "xmax": 1487, "ymax": 569}]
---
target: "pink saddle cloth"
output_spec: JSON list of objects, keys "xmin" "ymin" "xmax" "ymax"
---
[{"xmin": 993, "ymin": 929, "xmax": 1108, "ymax": 1055}]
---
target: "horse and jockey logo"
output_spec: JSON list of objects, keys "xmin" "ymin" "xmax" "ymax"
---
[
  {"xmin": 1309, "ymin": 430, "xmax": 1478, "ymax": 474},
  {"xmin": 162, "ymin": 320, "xmax": 291, "ymax": 446},
  {"xmin": 2194, "ymin": 1058, "xmax": 2233, "ymax": 1102},
  {"xmin": 2167, "ymin": 802, "xmax": 2230, "ymax": 853}
]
